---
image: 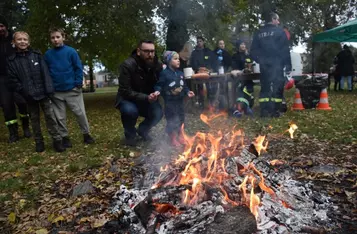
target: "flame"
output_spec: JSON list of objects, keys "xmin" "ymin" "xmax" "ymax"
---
[
  {"xmin": 287, "ymin": 123, "xmax": 298, "ymax": 139},
  {"xmin": 151, "ymin": 113, "xmax": 282, "ymax": 219},
  {"xmin": 200, "ymin": 112, "xmax": 227, "ymax": 127},
  {"xmin": 249, "ymin": 178, "xmax": 260, "ymax": 219},
  {"xmin": 253, "ymin": 135, "xmax": 268, "ymax": 155}
]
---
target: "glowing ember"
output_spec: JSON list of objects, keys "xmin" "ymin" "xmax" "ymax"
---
[
  {"xmin": 270, "ymin": 159, "xmax": 286, "ymax": 166},
  {"xmin": 253, "ymin": 135, "xmax": 268, "ymax": 155},
  {"xmin": 153, "ymin": 203, "xmax": 180, "ymax": 214},
  {"xmin": 287, "ymin": 123, "xmax": 298, "ymax": 139}
]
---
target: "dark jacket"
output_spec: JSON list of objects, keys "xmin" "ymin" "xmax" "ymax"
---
[
  {"xmin": 7, "ymin": 49, "xmax": 54, "ymax": 101},
  {"xmin": 251, "ymin": 24, "xmax": 292, "ymax": 71},
  {"xmin": 213, "ymin": 48, "xmax": 232, "ymax": 71},
  {"xmin": 336, "ymin": 48, "xmax": 355, "ymax": 76},
  {"xmin": 232, "ymin": 51, "xmax": 253, "ymax": 70},
  {"xmin": 116, "ymin": 51, "xmax": 162, "ymax": 105},
  {"xmin": 190, "ymin": 47, "xmax": 218, "ymax": 72},
  {"xmin": 155, "ymin": 67, "xmax": 189, "ymax": 101},
  {"xmin": 0, "ymin": 30, "xmax": 14, "ymax": 76}
]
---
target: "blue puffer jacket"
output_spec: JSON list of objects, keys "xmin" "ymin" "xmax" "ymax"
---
[{"xmin": 155, "ymin": 67, "xmax": 189, "ymax": 101}]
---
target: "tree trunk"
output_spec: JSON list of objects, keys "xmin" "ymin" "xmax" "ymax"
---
[
  {"xmin": 165, "ymin": 0, "xmax": 189, "ymax": 52},
  {"xmin": 89, "ymin": 61, "xmax": 95, "ymax": 92}
]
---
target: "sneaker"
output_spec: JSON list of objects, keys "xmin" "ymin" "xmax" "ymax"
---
[
  {"xmin": 233, "ymin": 110, "xmax": 243, "ymax": 118},
  {"xmin": 137, "ymin": 131, "xmax": 153, "ymax": 142},
  {"xmin": 83, "ymin": 134, "xmax": 95, "ymax": 144},
  {"xmin": 53, "ymin": 140, "xmax": 66, "ymax": 152},
  {"xmin": 124, "ymin": 138, "xmax": 137, "ymax": 147},
  {"xmin": 62, "ymin": 136, "xmax": 73, "ymax": 148},
  {"xmin": 35, "ymin": 142, "xmax": 45, "ymax": 152}
]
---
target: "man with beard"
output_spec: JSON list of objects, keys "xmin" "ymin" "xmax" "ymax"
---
[
  {"xmin": 251, "ymin": 12, "xmax": 291, "ymax": 118},
  {"xmin": 0, "ymin": 15, "xmax": 31, "ymax": 142},
  {"xmin": 115, "ymin": 40, "xmax": 163, "ymax": 146}
]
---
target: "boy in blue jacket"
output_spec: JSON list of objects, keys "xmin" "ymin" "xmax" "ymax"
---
[
  {"xmin": 155, "ymin": 51, "xmax": 195, "ymax": 146},
  {"xmin": 45, "ymin": 28, "xmax": 94, "ymax": 148}
]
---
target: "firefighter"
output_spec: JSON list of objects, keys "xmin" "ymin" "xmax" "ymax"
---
[
  {"xmin": 250, "ymin": 12, "xmax": 292, "ymax": 118},
  {"xmin": 0, "ymin": 16, "xmax": 31, "ymax": 142}
]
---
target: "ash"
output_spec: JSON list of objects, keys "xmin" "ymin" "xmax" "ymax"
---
[{"xmin": 110, "ymin": 147, "xmax": 337, "ymax": 234}]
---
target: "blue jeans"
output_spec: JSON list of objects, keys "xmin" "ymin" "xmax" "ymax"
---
[
  {"xmin": 340, "ymin": 76, "xmax": 352, "ymax": 90},
  {"xmin": 118, "ymin": 100, "xmax": 163, "ymax": 139}
]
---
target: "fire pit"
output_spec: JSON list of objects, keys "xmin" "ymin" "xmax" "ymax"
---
[{"xmin": 110, "ymin": 114, "xmax": 336, "ymax": 234}]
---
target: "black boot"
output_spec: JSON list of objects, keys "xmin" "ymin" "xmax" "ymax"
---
[
  {"xmin": 7, "ymin": 123, "xmax": 19, "ymax": 143},
  {"xmin": 62, "ymin": 136, "xmax": 73, "ymax": 148},
  {"xmin": 53, "ymin": 140, "xmax": 66, "ymax": 152},
  {"xmin": 21, "ymin": 117, "xmax": 32, "ymax": 138},
  {"xmin": 83, "ymin": 134, "xmax": 95, "ymax": 144},
  {"xmin": 35, "ymin": 141, "xmax": 45, "ymax": 152}
]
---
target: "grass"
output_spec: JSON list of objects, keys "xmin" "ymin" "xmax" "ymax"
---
[{"xmin": 0, "ymin": 84, "xmax": 356, "ymax": 229}]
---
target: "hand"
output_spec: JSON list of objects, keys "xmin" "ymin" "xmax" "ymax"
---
[
  {"xmin": 148, "ymin": 92, "xmax": 158, "ymax": 103},
  {"xmin": 76, "ymin": 84, "xmax": 83, "ymax": 89},
  {"xmin": 231, "ymin": 70, "xmax": 242, "ymax": 77},
  {"xmin": 187, "ymin": 91, "xmax": 195, "ymax": 98},
  {"xmin": 154, "ymin": 91, "xmax": 160, "ymax": 96}
]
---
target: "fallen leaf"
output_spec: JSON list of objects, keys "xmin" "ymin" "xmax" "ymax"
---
[
  {"xmin": 52, "ymin": 215, "xmax": 65, "ymax": 223},
  {"xmin": 35, "ymin": 229, "xmax": 48, "ymax": 234},
  {"xmin": 8, "ymin": 212, "xmax": 16, "ymax": 223}
]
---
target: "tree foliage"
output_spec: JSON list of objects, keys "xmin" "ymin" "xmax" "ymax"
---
[{"xmin": 3, "ymin": 0, "xmax": 357, "ymax": 74}]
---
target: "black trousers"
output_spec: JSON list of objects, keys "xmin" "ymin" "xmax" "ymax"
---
[
  {"xmin": 0, "ymin": 76, "xmax": 28, "ymax": 125},
  {"xmin": 259, "ymin": 64, "xmax": 285, "ymax": 116},
  {"xmin": 27, "ymin": 98, "xmax": 62, "ymax": 143}
]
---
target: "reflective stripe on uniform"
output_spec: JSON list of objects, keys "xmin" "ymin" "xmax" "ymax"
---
[
  {"xmin": 5, "ymin": 119, "xmax": 18, "ymax": 126},
  {"xmin": 19, "ymin": 114, "xmax": 29, "ymax": 118},
  {"xmin": 259, "ymin": 98, "xmax": 270, "ymax": 102},
  {"xmin": 271, "ymin": 98, "xmax": 283, "ymax": 103},
  {"xmin": 236, "ymin": 97, "xmax": 250, "ymax": 107},
  {"xmin": 243, "ymin": 87, "xmax": 253, "ymax": 97}
]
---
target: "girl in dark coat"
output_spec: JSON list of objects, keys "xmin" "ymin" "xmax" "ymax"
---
[
  {"xmin": 7, "ymin": 31, "xmax": 65, "ymax": 152},
  {"xmin": 336, "ymin": 45, "xmax": 355, "ymax": 91}
]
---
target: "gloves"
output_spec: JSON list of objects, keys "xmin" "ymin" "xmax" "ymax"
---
[{"xmin": 233, "ymin": 110, "xmax": 243, "ymax": 118}]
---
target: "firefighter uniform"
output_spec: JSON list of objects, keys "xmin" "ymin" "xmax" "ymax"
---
[{"xmin": 250, "ymin": 23, "xmax": 292, "ymax": 117}]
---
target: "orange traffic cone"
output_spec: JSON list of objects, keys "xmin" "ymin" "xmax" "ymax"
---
[
  {"xmin": 292, "ymin": 88, "xmax": 305, "ymax": 110},
  {"xmin": 316, "ymin": 88, "xmax": 332, "ymax": 110}
]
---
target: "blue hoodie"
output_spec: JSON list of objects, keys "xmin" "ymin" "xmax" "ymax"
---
[{"xmin": 44, "ymin": 45, "xmax": 83, "ymax": 91}]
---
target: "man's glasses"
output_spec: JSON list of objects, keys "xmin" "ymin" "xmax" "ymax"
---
[{"xmin": 139, "ymin": 48, "xmax": 155, "ymax": 54}]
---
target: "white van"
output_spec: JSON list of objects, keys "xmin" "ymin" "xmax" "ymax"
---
[{"xmin": 290, "ymin": 52, "xmax": 303, "ymax": 76}]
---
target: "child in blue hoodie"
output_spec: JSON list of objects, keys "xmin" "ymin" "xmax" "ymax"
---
[
  {"xmin": 155, "ymin": 51, "xmax": 195, "ymax": 146},
  {"xmin": 44, "ymin": 28, "xmax": 94, "ymax": 148}
]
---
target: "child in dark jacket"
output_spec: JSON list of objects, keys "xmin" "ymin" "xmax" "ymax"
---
[
  {"xmin": 232, "ymin": 81, "xmax": 254, "ymax": 118},
  {"xmin": 7, "ymin": 31, "xmax": 65, "ymax": 152},
  {"xmin": 155, "ymin": 51, "xmax": 195, "ymax": 146}
]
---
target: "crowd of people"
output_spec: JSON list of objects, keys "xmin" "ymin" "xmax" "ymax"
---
[
  {"xmin": 1, "ymin": 12, "xmax": 292, "ymax": 149},
  {"xmin": 0, "ymin": 16, "xmax": 94, "ymax": 151}
]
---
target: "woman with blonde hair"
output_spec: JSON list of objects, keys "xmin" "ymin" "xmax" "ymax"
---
[{"xmin": 179, "ymin": 41, "xmax": 193, "ymax": 71}]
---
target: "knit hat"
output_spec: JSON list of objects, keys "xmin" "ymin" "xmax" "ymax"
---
[
  {"xmin": 163, "ymin": 51, "xmax": 178, "ymax": 64},
  {"xmin": 236, "ymin": 39, "xmax": 244, "ymax": 48},
  {"xmin": 0, "ymin": 15, "xmax": 9, "ymax": 28}
]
